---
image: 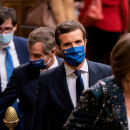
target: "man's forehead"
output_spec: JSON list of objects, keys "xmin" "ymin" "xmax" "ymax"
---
[{"xmin": 0, "ymin": 18, "xmax": 13, "ymax": 27}]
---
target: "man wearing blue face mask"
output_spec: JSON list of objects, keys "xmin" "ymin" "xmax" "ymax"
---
[
  {"xmin": 0, "ymin": 27, "xmax": 63, "ymax": 130},
  {"xmin": 0, "ymin": 7, "xmax": 29, "ymax": 130},
  {"xmin": 32, "ymin": 20, "xmax": 112, "ymax": 130}
]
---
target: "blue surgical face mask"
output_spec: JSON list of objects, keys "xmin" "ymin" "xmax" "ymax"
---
[
  {"xmin": 30, "ymin": 55, "xmax": 52, "ymax": 69},
  {"xmin": 0, "ymin": 32, "xmax": 13, "ymax": 45},
  {"xmin": 62, "ymin": 46, "xmax": 85, "ymax": 66}
]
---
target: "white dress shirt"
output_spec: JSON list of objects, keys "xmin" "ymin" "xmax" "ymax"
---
[
  {"xmin": 48, "ymin": 56, "xmax": 59, "ymax": 69},
  {"xmin": 64, "ymin": 59, "xmax": 89, "ymax": 107},
  {"xmin": 0, "ymin": 40, "xmax": 20, "ymax": 92}
]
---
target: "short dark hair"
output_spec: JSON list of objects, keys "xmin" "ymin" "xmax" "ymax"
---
[
  {"xmin": 28, "ymin": 27, "xmax": 56, "ymax": 55},
  {"xmin": 111, "ymin": 33, "xmax": 130, "ymax": 86},
  {"xmin": 0, "ymin": 7, "xmax": 17, "ymax": 26},
  {"xmin": 55, "ymin": 20, "xmax": 87, "ymax": 46}
]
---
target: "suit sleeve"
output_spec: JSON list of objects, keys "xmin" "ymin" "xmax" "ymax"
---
[
  {"xmin": 32, "ymin": 75, "xmax": 49, "ymax": 130},
  {"xmin": 0, "ymin": 69, "xmax": 20, "ymax": 114},
  {"xmin": 0, "ymin": 69, "xmax": 20, "ymax": 127}
]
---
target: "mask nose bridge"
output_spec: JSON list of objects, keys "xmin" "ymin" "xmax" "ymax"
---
[
  {"xmin": 43, "ymin": 54, "xmax": 52, "ymax": 66},
  {"xmin": 71, "ymin": 41, "xmax": 77, "ymax": 47},
  {"xmin": 71, "ymin": 42, "xmax": 76, "ymax": 48}
]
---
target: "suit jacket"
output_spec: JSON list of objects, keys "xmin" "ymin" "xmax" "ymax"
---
[
  {"xmin": 32, "ymin": 60, "xmax": 112, "ymax": 130},
  {"xmin": 0, "ymin": 35, "xmax": 29, "ymax": 92},
  {"xmin": 0, "ymin": 57, "xmax": 63, "ymax": 130},
  {"xmin": 64, "ymin": 76, "xmax": 128, "ymax": 130},
  {"xmin": 0, "ymin": 35, "xmax": 29, "ymax": 130},
  {"xmin": 79, "ymin": 0, "xmax": 129, "ymax": 32}
]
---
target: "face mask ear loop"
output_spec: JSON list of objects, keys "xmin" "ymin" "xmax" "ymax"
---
[
  {"xmin": 43, "ymin": 55, "xmax": 52, "ymax": 65},
  {"xmin": 44, "ymin": 57, "xmax": 52, "ymax": 65},
  {"xmin": 43, "ymin": 55, "xmax": 47, "ymax": 60}
]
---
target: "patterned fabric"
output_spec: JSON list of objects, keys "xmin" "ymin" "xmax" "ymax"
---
[{"xmin": 64, "ymin": 76, "xmax": 128, "ymax": 130}]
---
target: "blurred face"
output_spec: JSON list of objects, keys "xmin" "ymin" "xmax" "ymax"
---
[
  {"xmin": 59, "ymin": 29, "xmax": 86, "ymax": 50},
  {"xmin": 0, "ymin": 18, "xmax": 17, "ymax": 34},
  {"xmin": 28, "ymin": 42, "xmax": 51, "ymax": 64},
  {"xmin": 0, "ymin": 18, "xmax": 17, "ymax": 46}
]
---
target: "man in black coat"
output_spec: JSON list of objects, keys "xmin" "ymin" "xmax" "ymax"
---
[
  {"xmin": 0, "ymin": 27, "xmax": 63, "ymax": 130},
  {"xmin": 32, "ymin": 20, "xmax": 112, "ymax": 130}
]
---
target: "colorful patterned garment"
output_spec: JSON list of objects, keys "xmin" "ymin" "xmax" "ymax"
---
[{"xmin": 64, "ymin": 76, "xmax": 129, "ymax": 130}]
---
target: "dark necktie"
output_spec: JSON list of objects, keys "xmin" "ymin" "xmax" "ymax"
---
[
  {"xmin": 5, "ymin": 46, "xmax": 14, "ymax": 81},
  {"xmin": 74, "ymin": 70, "xmax": 84, "ymax": 102}
]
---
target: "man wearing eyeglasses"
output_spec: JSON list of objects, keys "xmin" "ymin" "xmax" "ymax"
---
[{"xmin": 0, "ymin": 7, "xmax": 29, "ymax": 130}]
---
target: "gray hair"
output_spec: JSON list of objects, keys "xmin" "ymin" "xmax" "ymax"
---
[{"xmin": 28, "ymin": 27, "xmax": 56, "ymax": 55}]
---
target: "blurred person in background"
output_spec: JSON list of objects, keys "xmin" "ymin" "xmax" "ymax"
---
[
  {"xmin": 0, "ymin": 7, "xmax": 29, "ymax": 130},
  {"xmin": 74, "ymin": 0, "xmax": 84, "ymax": 19},
  {"xmin": 79, "ymin": 0, "xmax": 129, "ymax": 65},
  {"xmin": 50, "ymin": 0, "xmax": 78, "ymax": 24},
  {"xmin": 25, "ymin": 0, "xmax": 79, "ymax": 58}
]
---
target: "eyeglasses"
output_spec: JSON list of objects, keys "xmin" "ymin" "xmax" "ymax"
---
[{"xmin": 0, "ymin": 27, "xmax": 13, "ymax": 34}]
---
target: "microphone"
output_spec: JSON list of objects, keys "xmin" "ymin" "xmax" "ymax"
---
[{"xmin": 3, "ymin": 106, "xmax": 19, "ymax": 130}]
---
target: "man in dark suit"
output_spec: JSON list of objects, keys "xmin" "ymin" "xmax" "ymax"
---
[
  {"xmin": 32, "ymin": 20, "xmax": 112, "ymax": 130},
  {"xmin": 0, "ymin": 27, "xmax": 63, "ymax": 130},
  {"xmin": 0, "ymin": 7, "xmax": 29, "ymax": 129}
]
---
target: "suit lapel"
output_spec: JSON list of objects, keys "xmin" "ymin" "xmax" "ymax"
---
[
  {"xmin": 87, "ymin": 60, "xmax": 101, "ymax": 87},
  {"xmin": 56, "ymin": 56, "xmax": 64, "ymax": 65},
  {"xmin": 54, "ymin": 64, "xmax": 74, "ymax": 111},
  {"xmin": 13, "ymin": 36, "xmax": 29, "ymax": 64}
]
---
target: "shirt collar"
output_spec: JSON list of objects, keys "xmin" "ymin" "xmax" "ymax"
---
[
  {"xmin": 7, "ymin": 39, "xmax": 14, "ymax": 49},
  {"xmin": 48, "ymin": 55, "xmax": 58, "ymax": 69},
  {"xmin": 65, "ymin": 59, "xmax": 88, "ymax": 76}
]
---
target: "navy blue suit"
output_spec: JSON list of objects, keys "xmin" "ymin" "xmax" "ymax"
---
[
  {"xmin": 0, "ymin": 35, "xmax": 29, "ymax": 130},
  {"xmin": 32, "ymin": 60, "xmax": 112, "ymax": 130},
  {"xmin": 0, "ymin": 57, "xmax": 63, "ymax": 130}
]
